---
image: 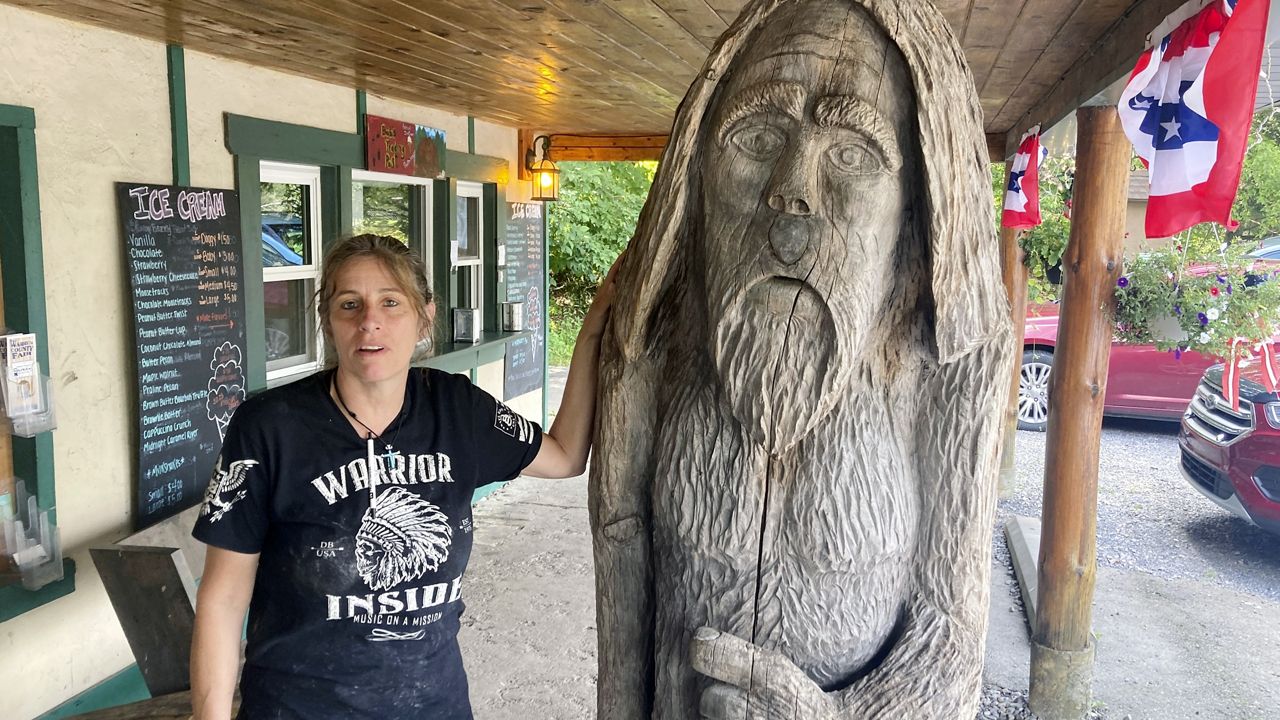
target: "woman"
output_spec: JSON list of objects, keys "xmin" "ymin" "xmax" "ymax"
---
[{"xmin": 191, "ymin": 234, "xmax": 616, "ymax": 719}]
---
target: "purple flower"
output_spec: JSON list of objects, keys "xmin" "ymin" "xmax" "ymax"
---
[
  {"xmin": 1117, "ymin": 277, "xmax": 1130, "ymax": 288},
  {"xmin": 1227, "ymin": 284, "xmax": 1233, "ymax": 294},
  {"xmin": 1198, "ymin": 312, "xmax": 1209, "ymax": 326},
  {"xmin": 1174, "ymin": 304, "xmax": 1182, "ymax": 316},
  {"xmin": 1174, "ymin": 347, "xmax": 1183, "ymax": 360},
  {"xmin": 1217, "ymin": 275, "xmax": 1227, "ymax": 284}
]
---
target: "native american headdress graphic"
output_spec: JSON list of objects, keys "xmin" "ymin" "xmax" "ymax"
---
[{"xmin": 356, "ymin": 486, "xmax": 453, "ymax": 591}]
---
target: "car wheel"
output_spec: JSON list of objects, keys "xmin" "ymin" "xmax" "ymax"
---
[{"xmin": 1018, "ymin": 349, "xmax": 1053, "ymax": 432}]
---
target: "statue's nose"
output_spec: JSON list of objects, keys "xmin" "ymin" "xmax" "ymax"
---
[{"xmin": 768, "ymin": 215, "xmax": 811, "ymax": 266}]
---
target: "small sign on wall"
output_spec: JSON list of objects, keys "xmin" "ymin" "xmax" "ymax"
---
[{"xmin": 364, "ymin": 114, "xmax": 446, "ymax": 179}]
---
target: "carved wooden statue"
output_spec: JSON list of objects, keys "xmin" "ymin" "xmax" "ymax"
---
[{"xmin": 590, "ymin": 0, "xmax": 1013, "ymax": 717}]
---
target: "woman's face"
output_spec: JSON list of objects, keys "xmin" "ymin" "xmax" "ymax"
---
[{"xmin": 327, "ymin": 256, "xmax": 424, "ymax": 386}]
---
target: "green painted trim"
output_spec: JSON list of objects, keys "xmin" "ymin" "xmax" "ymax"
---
[
  {"xmin": 445, "ymin": 150, "xmax": 507, "ymax": 184},
  {"xmin": 321, "ymin": 165, "xmax": 353, "ymax": 241},
  {"xmin": 471, "ymin": 481, "xmax": 506, "ymax": 504},
  {"xmin": 430, "ymin": 180, "xmax": 451, "ymax": 347},
  {"xmin": 234, "ymin": 155, "xmax": 267, "ymax": 393},
  {"xmin": 418, "ymin": 331, "xmax": 522, "ymax": 375},
  {"xmin": 0, "ymin": 107, "xmax": 57, "ymax": 522},
  {"xmin": 166, "ymin": 45, "xmax": 190, "ymax": 187},
  {"xmin": 482, "ymin": 183, "xmax": 499, "ymax": 332},
  {"xmin": 225, "ymin": 114, "xmax": 363, "ymax": 167},
  {"xmin": 542, "ymin": 206, "xmax": 550, "ymax": 428},
  {"xmin": 0, "ymin": 104, "xmax": 35, "ymax": 128},
  {"xmin": 0, "ymin": 559, "xmax": 75, "ymax": 623},
  {"xmin": 356, "ymin": 90, "xmax": 367, "ymax": 137},
  {"xmin": 469, "ymin": 367, "xmax": 478, "ymax": 383},
  {"xmin": 467, "ymin": 116, "xmax": 475, "ymax": 155},
  {"xmin": 36, "ymin": 662, "xmax": 149, "ymax": 719}
]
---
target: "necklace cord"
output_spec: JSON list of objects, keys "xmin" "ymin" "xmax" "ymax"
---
[{"xmin": 331, "ymin": 374, "xmax": 406, "ymax": 452}]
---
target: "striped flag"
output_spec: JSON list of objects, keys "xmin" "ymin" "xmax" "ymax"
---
[{"xmin": 1118, "ymin": 0, "xmax": 1270, "ymax": 238}]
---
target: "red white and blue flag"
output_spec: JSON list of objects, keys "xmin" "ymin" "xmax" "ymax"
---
[
  {"xmin": 1118, "ymin": 0, "xmax": 1270, "ymax": 239},
  {"xmin": 1002, "ymin": 128, "xmax": 1048, "ymax": 229}
]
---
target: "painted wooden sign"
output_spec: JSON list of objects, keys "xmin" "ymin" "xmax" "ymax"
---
[{"xmin": 364, "ymin": 114, "xmax": 446, "ymax": 179}]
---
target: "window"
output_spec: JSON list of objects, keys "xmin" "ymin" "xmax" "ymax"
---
[
  {"xmin": 352, "ymin": 169, "xmax": 433, "ymax": 280},
  {"xmin": 455, "ymin": 181, "xmax": 484, "ymax": 320},
  {"xmin": 260, "ymin": 161, "xmax": 323, "ymax": 381}
]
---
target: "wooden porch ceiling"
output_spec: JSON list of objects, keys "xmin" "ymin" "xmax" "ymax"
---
[{"xmin": 8, "ymin": 0, "xmax": 1189, "ymax": 154}]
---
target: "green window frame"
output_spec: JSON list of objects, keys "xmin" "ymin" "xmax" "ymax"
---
[
  {"xmin": 0, "ymin": 104, "xmax": 74, "ymax": 622},
  {"xmin": 225, "ymin": 114, "xmax": 515, "ymax": 390}
]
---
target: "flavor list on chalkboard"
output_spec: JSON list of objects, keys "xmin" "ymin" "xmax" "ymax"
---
[
  {"xmin": 503, "ymin": 202, "xmax": 546, "ymax": 401},
  {"xmin": 118, "ymin": 183, "xmax": 247, "ymax": 529}
]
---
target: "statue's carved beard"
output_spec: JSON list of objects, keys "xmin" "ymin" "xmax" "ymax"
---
[{"xmin": 712, "ymin": 277, "xmax": 845, "ymax": 453}]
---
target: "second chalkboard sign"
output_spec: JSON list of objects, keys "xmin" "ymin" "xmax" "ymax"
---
[
  {"xmin": 118, "ymin": 182, "xmax": 248, "ymax": 530},
  {"xmin": 504, "ymin": 202, "xmax": 546, "ymax": 400}
]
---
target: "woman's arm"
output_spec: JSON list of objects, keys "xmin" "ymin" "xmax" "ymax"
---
[
  {"xmin": 524, "ymin": 256, "xmax": 621, "ymax": 479},
  {"xmin": 191, "ymin": 546, "xmax": 259, "ymax": 720}
]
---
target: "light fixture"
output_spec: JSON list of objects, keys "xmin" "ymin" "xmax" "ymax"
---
[{"xmin": 525, "ymin": 135, "xmax": 560, "ymax": 202}]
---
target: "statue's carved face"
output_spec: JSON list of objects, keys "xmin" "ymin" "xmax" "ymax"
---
[{"xmin": 700, "ymin": 0, "xmax": 917, "ymax": 450}]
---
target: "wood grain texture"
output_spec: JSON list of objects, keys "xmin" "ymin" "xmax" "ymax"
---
[
  {"xmin": 1033, "ymin": 106, "xmax": 1127, "ymax": 653},
  {"xmin": 89, "ymin": 546, "xmax": 199, "ymax": 697},
  {"xmin": 591, "ymin": 1, "xmax": 1012, "ymax": 717},
  {"xmin": 6, "ymin": 0, "xmax": 1165, "ymax": 136}
]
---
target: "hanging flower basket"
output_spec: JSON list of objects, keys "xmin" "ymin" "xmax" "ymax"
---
[{"xmin": 1114, "ymin": 243, "xmax": 1280, "ymax": 362}]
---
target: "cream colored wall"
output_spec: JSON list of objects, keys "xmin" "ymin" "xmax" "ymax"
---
[
  {"xmin": 1, "ymin": 9, "xmax": 542, "ymax": 716},
  {"xmin": 0, "ymin": 8, "xmax": 168, "ymax": 718},
  {"xmin": 185, "ymin": 50, "xmax": 355, "ymax": 189}
]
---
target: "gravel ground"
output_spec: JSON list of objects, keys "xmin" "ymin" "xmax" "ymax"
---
[{"xmin": 1000, "ymin": 417, "xmax": 1280, "ymax": 603}]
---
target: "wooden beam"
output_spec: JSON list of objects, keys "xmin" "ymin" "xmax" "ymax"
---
[
  {"xmin": 1029, "ymin": 105, "xmax": 1128, "ymax": 720},
  {"xmin": 548, "ymin": 134, "xmax": 668, "ymax": 162},
  {"xmin": 518, "ymin": 129, "xmax": 535, "ymax": 182},
  {"xmin": 998, "ymin": 166, "xmax": 1028, "ymax": 498},
  {"xmin": 1001, "ymin": 0, "xmax": 1188, "ymax": 158},
  {"xmin": 988, "ymin": 133, "xmax": 1010, "ymax": 162}
]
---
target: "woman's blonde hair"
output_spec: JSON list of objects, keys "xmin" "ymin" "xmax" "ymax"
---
[{"xmin": 316, "ymin": 234, "xmax": 435, "ymax": 342}]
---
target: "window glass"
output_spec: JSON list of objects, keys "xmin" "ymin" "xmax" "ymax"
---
[
  {"xmin": 260, "ymin": 162, "xmax": 323, "ymax": 381},
  {"xmin": 264, "ymin": 279, "xmax": 316, "ymax": 365},
  {"xmin": 456, "ymin": 195, "xmax": 481, "ymax": 262},
  {"xmin": 260, "ymin": 182, "xmax": 313, "ymax": 265},
  {"xmin": 353, "ymin": 179, "xmax": 411, "ymax": 245}
]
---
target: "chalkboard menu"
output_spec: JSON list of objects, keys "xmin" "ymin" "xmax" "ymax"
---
[
  {"xmin": 503, "ymin": 202, "xmax": 546, "ymax": 400},
  {"xmin": 117, "ymin": 182, "xmax": 247, "ymax": 529}
]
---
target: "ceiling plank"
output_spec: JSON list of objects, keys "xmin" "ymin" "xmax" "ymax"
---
[
  {"xmin": 999, "ymin": 0, "xmax": 1191, "ymax": 159},
  {"xmin": 652, "ymin": 0, "xmax": 729, "ymax": 46}
]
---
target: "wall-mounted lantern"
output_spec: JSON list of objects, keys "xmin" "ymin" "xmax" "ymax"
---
[{"xmin": 525, "ymin": 135, "xmax": 560, "ymax": 202}]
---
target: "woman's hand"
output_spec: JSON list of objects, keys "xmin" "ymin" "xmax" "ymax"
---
[{"xmin": 580, "ymin": 253, "xmax": 625, "ymax": 341}]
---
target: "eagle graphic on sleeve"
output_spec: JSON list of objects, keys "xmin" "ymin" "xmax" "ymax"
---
[{"xmin": 201, "ymin": 455, "xmax": 260, "ymax": 522}]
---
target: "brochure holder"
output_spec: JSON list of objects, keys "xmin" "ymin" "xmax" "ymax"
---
[
  {"xmin": 1, "ymin": 479, "xmax": 63, "ymax": 591},
  {"xmin": 0, "ymin": 332, "xmax": 56, "ymax": 437}
]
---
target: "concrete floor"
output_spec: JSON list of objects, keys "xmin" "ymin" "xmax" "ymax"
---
[{"xmin": 459, "ymin": 371, "xmax": 1280, "ymax": 719}]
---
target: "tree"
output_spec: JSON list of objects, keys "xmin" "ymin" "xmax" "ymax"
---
[{"xmin": 547, "ymin": 161, "xmax": 657, "ymax": 310}]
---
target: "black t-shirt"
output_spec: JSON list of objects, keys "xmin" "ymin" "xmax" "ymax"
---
[{"xmin": 193, "ymin": 367, "xmax": 543, "ymax": 719}]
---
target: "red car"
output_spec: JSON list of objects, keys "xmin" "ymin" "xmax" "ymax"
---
[
  {"xmin": 1179, "ymin": 363, "xmax": 1280, "ymax": 534},
  {"xmin": 1018, "ymin": 244, "xmax": 1280, "ymax": 431},
  {"xmin": 1019, "ymin": 304, "xmax": 1219, "ymax": 430}
]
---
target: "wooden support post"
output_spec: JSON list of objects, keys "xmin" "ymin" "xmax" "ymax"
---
[
  {"xmin": 1029, "ymin": 106, "xmax": 1128, "ymax": 719},
  {"xmin": 998, "ymin": 169, "xmax": 1028, "ymax": 498}
]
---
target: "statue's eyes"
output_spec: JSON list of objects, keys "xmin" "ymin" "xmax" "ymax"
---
[
  {"xmin": 728, "ymin": 123, "xmax": 787, "ymax": 160},
  {"xmin": 827, "ymin": 142, "xmax": 884, "ymax": 175}
]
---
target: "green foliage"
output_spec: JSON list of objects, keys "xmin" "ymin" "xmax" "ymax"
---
[
  {"xmin": 548, "ymin": 161, "xmax": 656, "ymax": 311},
  {"xmin": 1115, "ymin": 243, "xmax": 1280, "ymax": 360},
  {"xmin": 546, "ymin": 161, "xmax": 656, "ymax": 366},
  {"xmin": 353, "ymin": 182, "xmax": 411, "ymax": 245},
  {"xmin": 990, "ymin": 155, "xmax": 1074, "ymax": 304}
]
